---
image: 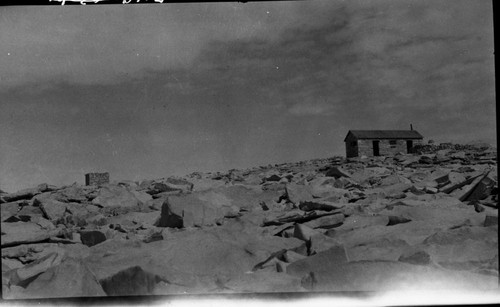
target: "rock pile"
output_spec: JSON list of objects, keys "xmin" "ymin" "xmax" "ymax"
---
[
  {"xmin": 1, "ymin": 144, "xmax": 498, "ymax": 298},
  {"xmin": 414, "ymin": 142, "xmax": 495, "ymax": 155}
]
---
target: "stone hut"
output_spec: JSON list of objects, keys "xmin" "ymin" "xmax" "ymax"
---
[
  {"xmin": 85, "ymin": 172, "xmax": 110, "ymax": 186},
  {"xmin": 344, "ymin": 130, "xmax": 424, "ymax": 158}
]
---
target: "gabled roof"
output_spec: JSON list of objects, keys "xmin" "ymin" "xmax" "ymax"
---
[{"xmin": 344, "ymin": 130, "xmax": 423, "ymax": 142}]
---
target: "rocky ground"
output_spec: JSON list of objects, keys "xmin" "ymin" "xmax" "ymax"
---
[{"xmin": 1, "ymin": 144, "xmax": 498, "ymax": 299}]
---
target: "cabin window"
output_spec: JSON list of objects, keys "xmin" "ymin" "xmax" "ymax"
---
[
  {"xmin": 389, "ymin": 140, "xmax": 397, "ymax": 148},
  {"xmin": 351, "ymin": 141, "xmax": 357, "ymax": 147}
]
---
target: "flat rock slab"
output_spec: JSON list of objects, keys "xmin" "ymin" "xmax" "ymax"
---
[
  {"xmin": 16, "ymin": 206, "xmax": 45, "ymax": 220},
  {"xmin": 308, "ymin": 233, "xmax": 343, "ymax": 254},
  {"xmin": 416, "ymin": 226, "xmax": 498, "ymax": 271},
  {"xmin": 298, "ymin": 260, "xmax": 498, "ymax": 292},
  {"xmin": 293, "ymin": 224, "xmax": 321, "ymax": 242},
  {"xmin": 426, "ymin": 240, "xmax": 498, "ymax": 271},
  {"xmin": 1, "ymin": 202, "xmax": 21, "ymax": 222},
  {"xmin": 332, "ymin": 220, "xmax": 456, "ymax": 247},
  {"xmin": 221, "ymin": 211, "xmax": 273, "ymax": 235},
  {"xmin": 2, "ymin": 243, "xmax": 61, "ymax": 260},
  {"xmin": 286, "ymin": 246, "xmax": 348, "ymax": 278},
  {"xmin": 349, "ymin": 167, "xmax": 391, "ymax": 184},
  {"xmin": 308, "ymin": 180, "xmax": 351, "ymax": 201},
  {"xmin": 284, "ymin": 184, "xmax": 314, "ymax": 204},
  {"xmin": 1, "ymin": 222, "xmax": 60, "ymax": 247},
  {"xmin": 334, "ymin": 214, "xmax": 390, "ymax": 232},
  {"xmin": 157, "ymin": 191, "xmax": 239, "ymax": 228},
  {"xmin": 49, "ymin": 186, "xmax": 91, "ymax": 203},
  {"xmin": 402, "ymin": 194, "xmax": 466, "ymax": 207},
  {"xmin": 379, "ymin": 174, "xmax": 411, "ymax": 186},
  {"xmin": 85, "ymin": 228, "xmax": 304, "ymax": 294},
  {"xmin": 345, "ymin": 238, "xmax": 412, "ymax": 262},
  {"xmin": 107, "ymin": 211, "xmax": 159, "ymax": 228},
  {"xmin": 212, "ymin": 185, "xmax": 281, "ymax": 210},
  {"xmin": 422, "ymin": 225, "xmax": 498, "ymax": 245},
  {"xmin": 2, "ymin": 242, "xmax": 90, "ymax": 264},
  {"xmin": 130, "ymin": 190, "xmax": 153, "ymax": 205},
  {"xmin": 34, "ymin": 198, "xmax": 67, "ymax": 221},
  {"xmin": 224, "ymin": 271, "xmax": 305, "ymax": 293},
  {"xmin": 91, "ymin": 186, "xmax": 140, "ymax": 209},
  {"xmin": 7, "ymin": 251, "xmax": 65, "ymax": 287},
  {"xmin": 197, "ymin": 227, "xmax": 306, "ymax": 261},
  {"xmin": 302, "ymin": 213, "xmax": 345, "ymax": 229},
  {"xmin": 2, "ymin": 258, "xmax": 24, "ymax": 271},
  {"xmin": 1, "ymin": 188, "xmax": 41, "ymax": 203},
  {"xmin": 378, "ymin": 183, "xmax": 412, "ymax": 196},
  {"xmin": 141, "ymin": 181, "xmax": 187, "ymax": 195},
  {"xmin": 298, "ymin": 200, "xmax": 345, "ymax": 212},
  {"xmin": 378, "ymin": 204, "xmax": 486, "ymax": 227},
  {"xmin": 12, "ymin": 257, "xmax": 106, "ymax": 299}
]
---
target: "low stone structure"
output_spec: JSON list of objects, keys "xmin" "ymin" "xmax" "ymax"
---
[
  {"xmin": 85, "ymin": 172, "xmax": 110, "ymax": 186},
  {"xmin": 344, "ymin": 130, "xmax": 424, "ymax": 158}
]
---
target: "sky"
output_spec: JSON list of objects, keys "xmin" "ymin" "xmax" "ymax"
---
[{"xmin": 0, "ymin": 0, "xmax": 495, "ymax": 192}]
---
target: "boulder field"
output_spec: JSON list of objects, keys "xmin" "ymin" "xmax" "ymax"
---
[{"xmin": 1, "ymin": 145, "xmax": 498, "ymax": 298}]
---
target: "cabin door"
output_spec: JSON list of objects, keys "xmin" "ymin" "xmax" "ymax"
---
[
  {"xmin": 372, "ymin": 141, "xmax": 380, "ymax": 156},
  {"xmin": 406, "ymin": 140, "xmax": 413, "ymax": 153}
]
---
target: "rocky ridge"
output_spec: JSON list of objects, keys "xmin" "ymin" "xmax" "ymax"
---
[{"xmin": 1, "ymin": 144, "xmax": 498, "ymax": 298}]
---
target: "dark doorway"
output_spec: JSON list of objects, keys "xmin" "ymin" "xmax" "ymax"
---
[
  {"xmin": 372, "ymin": 141, "xmax": 380, "ymax": 156},
  {"xmin": 406, "ymin": 140, "xmax": 413, "ymax": 153}
]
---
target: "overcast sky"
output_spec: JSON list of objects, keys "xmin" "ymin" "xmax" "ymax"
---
[{"xmin": 0, "ymin": 0, "xmax": 495, "ymax": 192}]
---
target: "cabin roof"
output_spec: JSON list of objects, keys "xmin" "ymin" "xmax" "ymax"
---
[{"xmin": 344, "ymin": 130, "xmax": 424, "ymax": 142}]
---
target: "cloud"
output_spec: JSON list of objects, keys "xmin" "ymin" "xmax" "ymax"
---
[
  {"xmin": 288, "ymin": 101, "xmax": 337, "ymax": 116},
  {"xmin": 0, "ymin": 1, "xmax": 341, "ymax": 91},
  {"xmin": 192, "ymin": 0, "xmax": 493, "ymax": 135}
]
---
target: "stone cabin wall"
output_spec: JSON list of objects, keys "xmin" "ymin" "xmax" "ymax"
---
[
  {"xmin": 358, "ymin": 139, "xmax": 423, "ymax": 157},
  {"xmin": 85, "ymin": 172, "xmax": 110, "ymax": 186},
  {"xmin": 345, "ymin": 134, "xmax": 359, "ymax": 158},
  {"xmin": 346, "ymin": 137, "xmax": 423, "ymax": 158}
]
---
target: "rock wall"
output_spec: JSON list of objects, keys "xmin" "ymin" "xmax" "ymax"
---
[
  {"xmin": 357, "ymin": 139, "xmax": 423, "ymax": 157},
  {"xmin": 344, "ymin": 134, "xmax": 359, "ymax": 158},
  {"xmin": 85, "ymin": 173, "xmax": 110, "ymax": 186},
  {"xmin": 415, "ymin": 142, "xmax": 493, "ymax": 154}
]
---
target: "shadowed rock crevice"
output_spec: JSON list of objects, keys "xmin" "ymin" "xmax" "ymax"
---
[{"xmin": 99, "ymin": 266, "xmax": 163, "ymax": 296}]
